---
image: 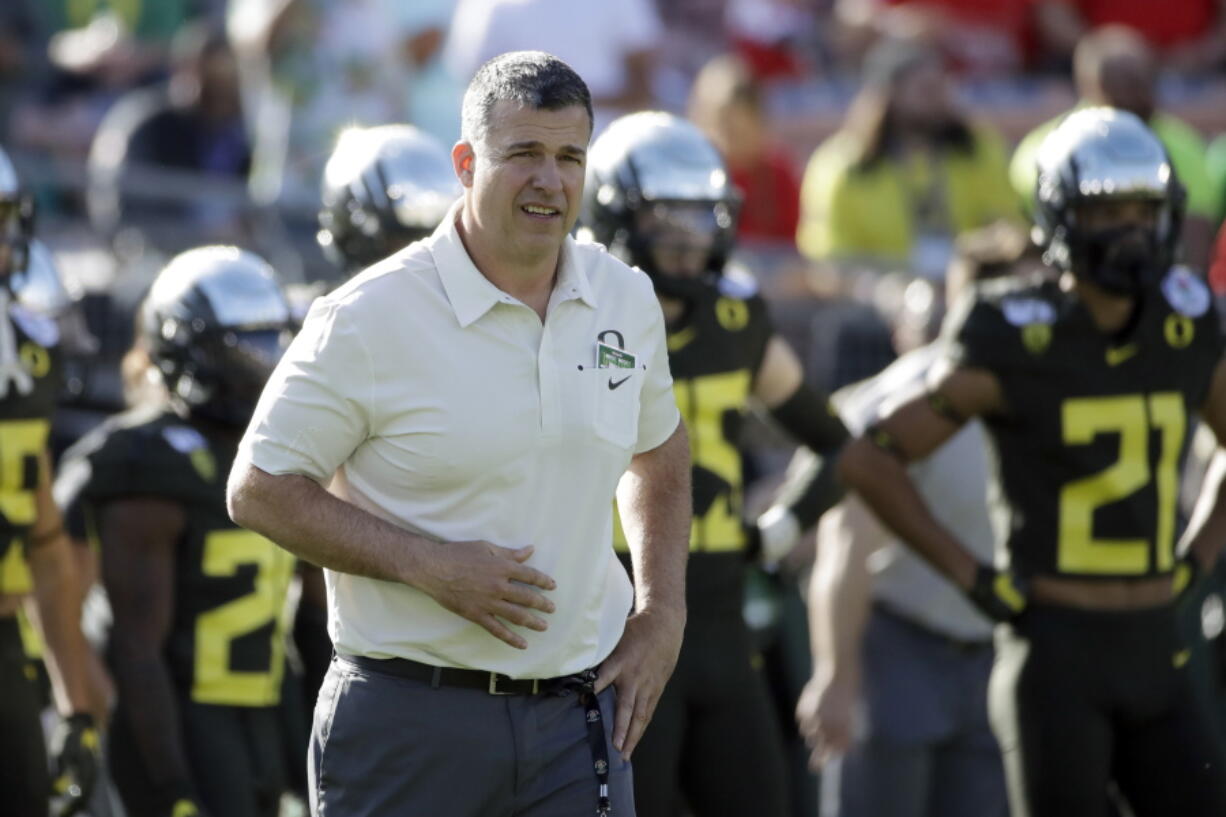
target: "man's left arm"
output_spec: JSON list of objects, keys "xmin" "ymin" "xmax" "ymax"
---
[
  {"xmin": 1180, "ymin": 357, "xmax": 1226, "ymax": 580},
  {"xmin": 26, "ymin": 451, "xmax": 102, "ymax": 807},
  {"xmin": 751, "ymin": 335, "xmax": 850, "ymax": 566},
  {"xmin": 598, "ymin": 420, "xmax": 691, "ymax": 760}
]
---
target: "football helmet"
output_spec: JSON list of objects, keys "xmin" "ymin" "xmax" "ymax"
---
[
  {"xmin": 0, "ymin": 145, "xmax": 35, "ymax": 280},
  {"xmin": 141, "ymin": 246, "xmax": 293, "ymax": 427},
  {"xmin": 318, "ymin": 125, "xmax": 461, "ymax": 273},
  {"xmin": 581, "ymin": 112, "xmax": 740, "ymax": 301},
  {"xmin": 1032, "ymin": 107, "xmax": 1184, "ymax": 294}
]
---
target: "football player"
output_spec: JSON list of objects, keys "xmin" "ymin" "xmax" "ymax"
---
[
  {"xmin": 57, "ymin": 247, "xmax": 298, "ymax": 817},
  {"xmin": 0, "ymin": 144, "xmax": 101, "ymax": 817},
  {"xmin": 582, "ymin": 112, "xmax": 848, "ymax": 817},
  {"xmin": 839, "ymin": 107, "xmax": 1226, "ymax": 817},
  {"xmin": 317, "ymin": 124, "xmax": 461, "ymax": 276}
]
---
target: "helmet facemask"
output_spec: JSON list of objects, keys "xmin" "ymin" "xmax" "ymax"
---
[
  {"xmin": 1066, "ymin": 198, "xmax": 1170, "ymax": 295},
  {"xmin": 0, "ymin": 193, "xmax": 33, "ymax": 282},
  {"xmin": 627, "ymin": 199, "xmax": 734, "ymax": 300}
]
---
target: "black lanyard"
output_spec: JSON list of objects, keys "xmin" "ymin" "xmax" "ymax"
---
[{"xmin": 554, "ymin": 669, "xmax": 612, "ymax": 816}]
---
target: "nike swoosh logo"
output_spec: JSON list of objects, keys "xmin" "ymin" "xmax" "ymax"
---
[
  {"xmin": 1106, "ymin": 344, "xmax": 1138, "ymax": 366},
  {"xmin": 608, "ymin": 376, "xmax": 631, "ymax": 390},
  {"xmin": 667, "ymin": 325, "xmax": 697, "ymax": 352}
]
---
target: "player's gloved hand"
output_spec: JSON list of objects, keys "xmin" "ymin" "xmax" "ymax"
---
[
  {"xmin": 50, "ymin": 712, "xmax": 100, "ymax": 816},
  {"xmin": 158, "ymin": 783, "xmax": 210, "ymax": 817},
  {"xmin": 1172, "ymin": 553, "xmax": 1205, "ymax": 603},
  {"xmin": 967, "ymin": 564, "xmax": 1029, "ymax": 623},
  {"xmin": 167, "ymin": 797, "xmax": 208, "ymax": 817},
  {"xmin": 747, "ymin": 506, "xmax": 801, "ymax": 571}
]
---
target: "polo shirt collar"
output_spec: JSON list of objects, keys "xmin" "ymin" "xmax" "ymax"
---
[{"xmin": 429, "ymin": 202, "xmax": 598, "ymax": 328}]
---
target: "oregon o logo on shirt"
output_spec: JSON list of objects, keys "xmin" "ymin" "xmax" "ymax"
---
[
  {"xmin": 715, "ymin": 297, "xmax": 749, "ymax": 332},
  {"xmin": 1164, "ymin": 315, "xmax": 1194, "ymax": 349},
  {"xmin": 19, "ymin": 343, "xmax": 50, "ymax": 379}
]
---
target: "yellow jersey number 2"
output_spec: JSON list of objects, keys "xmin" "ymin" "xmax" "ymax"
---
[
  {"xmin": 193, "ymin": 529, "xmax": 296, "ymax": 706},
  {"xmin": 1058, "ymin": 393, "xmax": 1184, "ymax": 575}
]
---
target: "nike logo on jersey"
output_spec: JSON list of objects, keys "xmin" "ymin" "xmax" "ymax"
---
[
  {"xmin": 667, "ymin": 325, "xmax": 697, "ymax": 352},
  {"xmin": 608, "ymin": 376, "xmax": 631, "ymax": 390},
  {"xmin": 1105, "ymin": 344, "xmax": 1138, "ymax": 366}
]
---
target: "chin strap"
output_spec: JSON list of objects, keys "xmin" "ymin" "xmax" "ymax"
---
[{"xmin": 0, "ymin": 290, "xmax": 33, "ymax": 399}]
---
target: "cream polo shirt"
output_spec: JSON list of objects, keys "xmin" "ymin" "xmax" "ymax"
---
[{"xmin": 240, "ymin": 207, "xmax": 680, "ymax": 678}]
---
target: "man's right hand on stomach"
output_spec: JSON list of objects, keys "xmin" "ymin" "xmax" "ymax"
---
[{"xmin": 416, "ymin": 542, "xmax": 557, "ymax": 649}]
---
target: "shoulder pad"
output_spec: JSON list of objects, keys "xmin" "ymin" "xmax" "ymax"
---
[
  {"xmin": 10, "ymin": 304, "xmax": 60, "ymax": 348},
  {"xmin": 718, "ymin": 264, "xmax": 760, "ymax": 298},
  {"xmin": 1000, "ymin": 295, "xmax": 1056, "ymax": 327},
  {"xmin": 161, "ymin": 424, "xmax": 208, "ymax": 455},
  {"xmin": 1160, "ymin": 265, "xmax": 1211, "ymax": 318}
]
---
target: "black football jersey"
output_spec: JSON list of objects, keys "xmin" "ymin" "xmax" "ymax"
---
[
  {"xmin": 58, "ymin": 406, "xmax": 295, "ymax": 707},
  {"xmin": 616, "ymin": 277, "xmax": 772, "ymax": 566},
  {"xmin": 0, "ymin": 305, "xmax": 62, "ymax": 596},
  {"xmin": 942, "ymin": 267, "xmax": 1224, "ymax": 579}
]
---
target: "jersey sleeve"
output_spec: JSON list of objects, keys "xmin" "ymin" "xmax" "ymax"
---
[
  {"xmin": 937, "ymin": 287, "xmax": 1015, "ymax": 377},
  {"xmin": 746, "ymin": 293, "xmax": 776, "ymax": 380},
  {"xmin": 634, "ymin": 284, "xmax": 681, "ymax": 454},
  {"xmin": 56, "ymin": 421, "xmax": 202, "ymax": 540}
]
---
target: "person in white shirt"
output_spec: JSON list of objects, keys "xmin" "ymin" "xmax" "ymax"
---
[{"xmin": 227, "ymin": 51, "xmax": 691, "ymax": 817}]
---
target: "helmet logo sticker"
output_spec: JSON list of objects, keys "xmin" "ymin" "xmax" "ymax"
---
[{"xmin": 1160, "ymin": 266, "xmax": 1210, "ymax": 318}]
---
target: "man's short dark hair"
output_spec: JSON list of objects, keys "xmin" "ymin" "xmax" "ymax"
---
[{"xmin": 461, "ymin": 51, "xmax": 593, "ymax": 145}]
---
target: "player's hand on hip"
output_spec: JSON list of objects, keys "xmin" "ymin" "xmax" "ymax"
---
[
  {"xmin": 418, "ymin": 542, "xmax": 557, "ymax": 649},
  {"xmin": 594, "ymin": 605, "xmax": 685, "ymax": 761},
  {"xmin": 967, "ymin": 564, "xmax": 1028, "ymax": 623},
  {"xmin": 796, "ymin": 671, "xmax": 857, "ymax": 771}
]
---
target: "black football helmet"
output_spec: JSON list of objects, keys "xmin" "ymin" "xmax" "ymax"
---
[
  {"xmin": 581, "ymin": 112, "xmax": 740, "ymax": 301},
  {"xmin": 0, "ymin": 145, "xmax": 35, "ymax": 281},
  {"xmin": 141, "ymin": 246, "xmax": 293, "ymax": 427},
  {"xmin": 1032, "ymin": 107, "xmax": 1184, "ymax": 295},
  {"xmin": 317, "ymin": 124, "xmax": 461, "ymax": 274}
]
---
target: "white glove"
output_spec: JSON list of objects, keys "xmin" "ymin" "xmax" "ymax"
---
[{"xmin": 756, "ymin": 506, "xmax": 801, "ymax": 569}]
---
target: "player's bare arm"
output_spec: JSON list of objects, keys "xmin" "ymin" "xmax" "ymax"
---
[
  {"xmin": 227, "ymin": 459, "xmax": 557, "ymax": 650},
  {"xmin": 796, "ymin": 496, "xmax": 884, "ymax": 769},
  {"xmin": 598, "ymin": 420, "xmax": 690, "ymax": 760},
  {"xmin": 1180, "ymin": 356, "xmax": 1226, "ymax": 576},
  {"xmin": 99, "ymin": 496, "xmax": 199, "ymax": 802},
  {"xmin": 838, "ymin": 364, "xmax": 1002, "ymax": 589},
  {"xmin": 25, "ymin": 452, "xmax": 94, "ymax": 718}
]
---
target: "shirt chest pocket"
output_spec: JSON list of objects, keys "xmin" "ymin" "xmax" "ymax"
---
[{"xmin": 587, "ymin": 366, "xmax": 643, "ymax": 449}]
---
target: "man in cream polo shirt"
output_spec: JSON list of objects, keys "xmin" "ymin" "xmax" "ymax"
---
[{"xmin": 227, "ymin": 52, "xmax": 691, "ymax": 817}]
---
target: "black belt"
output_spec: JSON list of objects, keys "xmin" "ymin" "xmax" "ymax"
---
[
  {"xmin": 344, "ymin": 654, "xmax": 573, "ymax": 694},
  {"xmin": 343, "ymin": 655, "xmax": 612, "ymax": 815}
]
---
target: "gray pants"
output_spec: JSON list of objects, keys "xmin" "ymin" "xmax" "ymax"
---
[
  {"xmin": 310, "ymin": 654, "xmax": 634, "ymax": 817},
  {"xmin": 821, "ymin": 605, "xmax": 1007, "ymax": 817}
]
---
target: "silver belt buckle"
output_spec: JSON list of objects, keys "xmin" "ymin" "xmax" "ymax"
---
[{"xmin": 488, "ymin": 673, "xmax": 539, "ymax": 695}]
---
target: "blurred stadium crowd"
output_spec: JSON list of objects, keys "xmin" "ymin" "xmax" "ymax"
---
[{"xmin": 4, "ymin": 0, "xmax": 1226, "ymax": 816}]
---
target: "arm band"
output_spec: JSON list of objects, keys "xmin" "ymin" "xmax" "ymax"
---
[
  {"xmin": 926, "ymin": 390, "xmax": 968, "ymax": 425},
  {"xmin": 865, "ymin": 422, "xmax": 909, "ymax": 463},
  {"xmin": 769, "ymin": 449, "xmax": 845, "ymax": 532},
  {"xmin": 768, "ymin": 382, "xmax": 850, "ymax": 455}
]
